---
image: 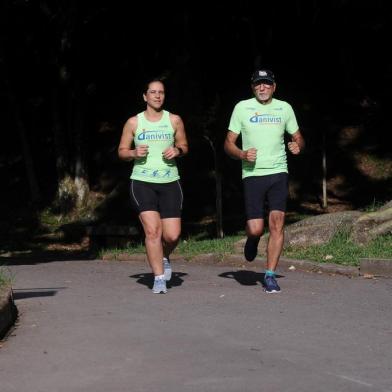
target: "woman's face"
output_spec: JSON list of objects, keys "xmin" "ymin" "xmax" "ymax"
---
[{"xmin": 144, "ymin": 81, "xmax": 165, "ymax": 110}]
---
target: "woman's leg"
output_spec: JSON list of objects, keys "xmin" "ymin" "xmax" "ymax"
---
[
  {"xmin": 161, "ymin": 217, "xmax": 181, "ymax": 259},
  {"xmin": 139, "ymin": 211, "xmax": 164, "ymax": 276}
]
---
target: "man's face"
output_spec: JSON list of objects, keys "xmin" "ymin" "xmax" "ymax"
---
[{"xmin": 252, "ymin": 81, "xmax": 276, "ymax": 103}]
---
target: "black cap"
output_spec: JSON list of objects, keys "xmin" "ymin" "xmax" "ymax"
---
[{"xmin": 251, "ymin": 69, "xmax": 275, "ymax": 85}]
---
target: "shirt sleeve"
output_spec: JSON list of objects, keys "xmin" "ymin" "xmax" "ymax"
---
[
  {"xmin": 285, "ymin": 103, "xmax": 299, "ymax": 135},
  {"xmin": 228, "ymin": 103, "xmax": 242, "ymax": 134}
]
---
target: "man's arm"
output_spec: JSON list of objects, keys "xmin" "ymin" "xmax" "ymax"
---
[
  {"xmin": 224, "ymin": 131, "xmax": 257, "ymax": 162},
  {"xmin": 287, "ymin": 130, "xmax": 305, "ymax": 155}
]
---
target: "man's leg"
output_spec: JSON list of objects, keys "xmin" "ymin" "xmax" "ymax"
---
[
  {"xmin": 244, "ymin": 218, "xmax": 264, "ymax": 261},
  {"xmin": 243, "ymin": 176, "xmax": 267, "ymax": 261},
  {"xmin": 263, "ymin": 210, "xmax": 285, "ymax": 293},
  {"xmin": 266, "ymin": 210, "xmax": 285, "ymax": 271}
]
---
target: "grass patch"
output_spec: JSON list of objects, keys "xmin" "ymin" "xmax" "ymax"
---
[
  {"xmin": 176, "ymin": 235, "xmax": 244, "ymax": 259},
  {"xmin": 283, "ymin": 231, "xmax": 392, "ymax": 266},
  {"xmin": 99, "ymin": 229, "xmax": 392, "ymax": 267},
  {"xmin": 99, "ymin": 234, "xmax": 244, "ymax": 260},
  {"xmin": 98, "ymin": 242, "xmax": 145, "ymax": 259},
  {"xmin": 0, "ymin": 267, "xmax": 11, "ymax": 289}
]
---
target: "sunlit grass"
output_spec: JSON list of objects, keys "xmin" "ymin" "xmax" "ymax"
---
[
  {"xmin": 176, "ymin": 235, "xmax": 244, "ymax": 258},
  {"xmin": 99, "ymin": 234, "xmax": 244, "ymax": 260},
  {"xmin": 283, "ymin": 232, "xmax": 392, "ymax": 266},
  {"xmin": 99, "ymin": 229, "xmax": 392, "ymax": 267}
]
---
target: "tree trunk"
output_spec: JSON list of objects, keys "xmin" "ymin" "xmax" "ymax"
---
[
  {"xmin": 204, "ymin": 135, "xmax": 224, "ymax": 238},
  {"xmin": 73, "ymin": 83, "xmax": 89, "ymax": 208},
  {"xmin": 3, "ymin": 70, "xmax": 41, "ymax": 204},
  {"xmin": 322, "ymin": 130, "xmax": 327, "ymax": 209}
]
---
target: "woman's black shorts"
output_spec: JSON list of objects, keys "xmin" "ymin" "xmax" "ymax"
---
[{"xmin": 130, "ymin": 179, "xmax": 183, "ymax": 218}]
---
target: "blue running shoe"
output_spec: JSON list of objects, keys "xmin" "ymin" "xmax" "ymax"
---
[
  {"xmin": 263, "ymin": 275, "xmax": 281, "ymax": 294},
  {"xmin": 163, "ymin": 257, "xmax": 172, "ymax": 281},
  {"xmin": 152, "ymin": 278, "xmax": 167, "ymax": 294},
  {"xmin": 244, "ymin": 236, "xmax": 260, "ymax": 262}
]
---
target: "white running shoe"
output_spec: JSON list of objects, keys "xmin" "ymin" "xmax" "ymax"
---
[
  {"xmin": 163, "ymin": 257, "xmax": 172, "ymax": 281},
  {"xmin": 152, "ymin": 277, "xmax": 167, "ymax": 294}
]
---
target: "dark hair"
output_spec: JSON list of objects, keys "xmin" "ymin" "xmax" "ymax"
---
[{"xmin": 143, "ymin": 77, "xmax": 166, "ymax": 94}]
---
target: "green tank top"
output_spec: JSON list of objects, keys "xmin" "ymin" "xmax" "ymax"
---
[{"xmin": 130, "ymin": 110, "xmax": 179, "ymax": 183}]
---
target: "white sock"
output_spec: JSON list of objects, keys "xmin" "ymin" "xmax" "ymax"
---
[
  {"xmin": 155, "ymin": 274, "xmax": 165, "ymax": 280},
  {"xmin": 163, "ymin": 257, "xmax": 169, "ymax": 262}
]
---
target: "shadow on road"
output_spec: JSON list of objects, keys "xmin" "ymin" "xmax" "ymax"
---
[
  {"xmin": 12, "ymin": 287, "xmax": 68, "ymax": 300},
  {"xmin": 129, "ymin": 272, "xmax": 188, "ymax": 289},
  {"xmin": 219, "ymin": 271, "xmax": 284, "ymax": 287}
]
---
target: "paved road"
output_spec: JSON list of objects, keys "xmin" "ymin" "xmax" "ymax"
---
[{"xmin": 1, "ymin": 258, "xmax": 392, "ymax": 392}]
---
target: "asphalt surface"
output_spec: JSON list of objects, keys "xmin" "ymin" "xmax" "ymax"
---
[{"xmin": 1, "ymin": 258, "xmax": 392, "ymax": 392}]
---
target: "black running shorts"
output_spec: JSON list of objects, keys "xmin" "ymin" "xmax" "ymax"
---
[
  {"xmin": 243, "ymin": 173, "xmax": 288, "ymax": 220},
  {"xmin": 130, "ymin": 179, "xmax": 183, "ymax": 218}
]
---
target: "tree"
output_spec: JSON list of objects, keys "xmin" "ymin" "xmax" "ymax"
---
[{"xmin": 40, "ymin": 1, "xmax": 90, "ymax": 211}]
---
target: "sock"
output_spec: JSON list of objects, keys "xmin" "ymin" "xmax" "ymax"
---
[
  {"xmin": 265, "ymin": 269, "xmax": 275, "ymax": 277},
  {"xmin": 155, "ymin": 274, "xmax": 165, "ymax": 280},
  {"xmin": 163, "ymin": 257, "xmax": 169, "ymax": 262}
]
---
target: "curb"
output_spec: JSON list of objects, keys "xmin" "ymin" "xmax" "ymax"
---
[
  {"xmin": 222, "ymin": 255, "xmax": 360, "ymax": 277},
  {"xmin": 0, "ymin": 286, "xmax": 18, "ymax": 341},
  {"xmin": 359, "ymin": 258, "xmax": 392, "ymax": 278},
  {"xmin": 101, "ymin": 252, "xmax": 372, "ymax": 278}
]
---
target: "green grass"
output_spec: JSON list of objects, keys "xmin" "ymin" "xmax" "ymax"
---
[
  {"xmin": 0, "ymin": 267, "xmax": 11, "ymax": 289},
  {"xmin": 283, "ymin": 231, "xmax": 392, "ymax": 266},
  {"xmin": 176, "ymin": 235, "xmax": 244, "ymax": 259},
  {"xmin": 100, "ymin": 230, "xmax": 392, "ymax": 267},
  {"xmin": 99, "ymin": 234, "xmax": 244, "ymax": 260}
]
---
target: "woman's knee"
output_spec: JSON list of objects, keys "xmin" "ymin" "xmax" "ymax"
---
[{"xmin": 144, "ymin": 226, "xmax": 162, "ymax": 241}]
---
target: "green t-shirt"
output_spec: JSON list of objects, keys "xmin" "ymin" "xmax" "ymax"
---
[
  {"xmin": 228, "ymin": 97, "xmax": 299, "ymax": 178},
  {"xmin": 131, "ymin": 110, "xmax": 179, "ymax": 183}
]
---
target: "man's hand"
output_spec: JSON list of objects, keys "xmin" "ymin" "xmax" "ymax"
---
[
  {"xmin": 288, "ymin": 142, "xmax": 300, "ymax": 155},
  {"xmin": 242, "ymin": 148, "xmax": 257, "ymax": 162}
]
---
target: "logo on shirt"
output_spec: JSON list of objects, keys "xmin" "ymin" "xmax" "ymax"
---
[
  {"xmin": 137, "ymin": 130, "xmax": 172, "ymax": 141},
  {"xmin": 249, "ymin": 114, "xmax": 282, "ymax": 124}
]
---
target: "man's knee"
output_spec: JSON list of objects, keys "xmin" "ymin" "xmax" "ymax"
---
[
  {"xmin": 246, "ymin": 219, "xmax": 264, "ymax": 237},
  {"xmin": 268, "ymin": 211, "xmax": 285, "ymax": 233}
]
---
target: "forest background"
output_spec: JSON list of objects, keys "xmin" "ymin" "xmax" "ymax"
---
[{"xmin": 1, "ymin": 1, "xmax": 391, "ymax": 253}]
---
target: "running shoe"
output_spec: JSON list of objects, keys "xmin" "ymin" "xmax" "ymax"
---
[
  {"xmin": 263, "ymin": 275, "xmax": 281, "ymax": 294},
  {"xmin": 163, "ymin": 257, "xmax": 172, "ymax": 281},
  {"xmin": 244, "ymin": 236, "xmax": 260, "ymax": 262},
  {"xmin": 152, "ymin": 278, "xmax": 167, "ymax": 294}
]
